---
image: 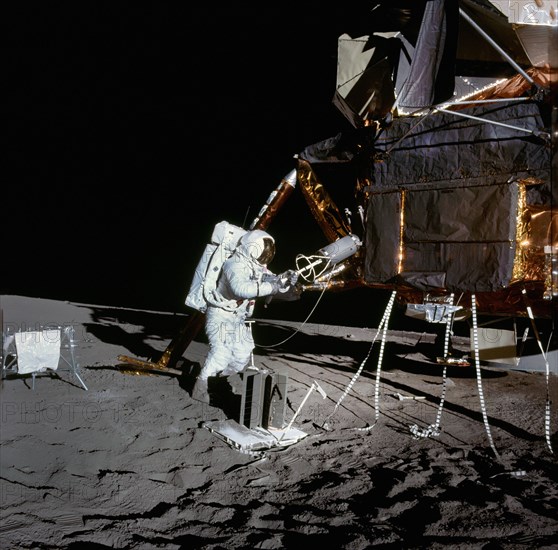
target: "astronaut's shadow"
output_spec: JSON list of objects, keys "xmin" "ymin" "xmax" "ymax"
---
[
  {"xmin": 177, "ymin": 359, "xmax": 242, "ymax": 420},
  {"xmin": 208, "ymin": 376, "xmax": 242, "ymax": 419}
]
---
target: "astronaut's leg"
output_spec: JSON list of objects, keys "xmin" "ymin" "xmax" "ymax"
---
[
  {"xmin": 221, "ymin": 319, "xmax": 255, "ymax": 376},
  {"xmin": 192, "ymin": 308, "xmax": 233, "ymax": 402}
]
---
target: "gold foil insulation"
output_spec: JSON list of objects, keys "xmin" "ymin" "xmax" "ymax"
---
[
  {"xmin": 450, "ymin": 67, "xmax": 555, "ymax": 107},
  {"xmin": 398, "ymin": 190, "xmax": 406, "ymax": 274},
  {"xmin": 296, "ymin": 159, "xmax": 352, "ymax": 243},
  {"xmin": 511, "ymin": 181, "xmax": 557, "ymax": 295},
  {"xmin": 511, "ymin": 182, "xmax": 531, "ymax": 283}
]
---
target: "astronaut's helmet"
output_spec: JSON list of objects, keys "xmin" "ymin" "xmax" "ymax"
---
[{"xmin": 239, "ymin": 230, "xmax": 276, "ymax": 265}]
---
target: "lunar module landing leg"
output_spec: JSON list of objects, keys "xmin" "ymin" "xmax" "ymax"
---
[{"xmin": 117, "ymin": 311, "xmax": 205, "ymax": 375}]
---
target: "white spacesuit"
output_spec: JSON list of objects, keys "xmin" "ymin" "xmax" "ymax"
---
[{"xmin": 192, "ymin": 229, "xmax": 297, "ymax": 403}]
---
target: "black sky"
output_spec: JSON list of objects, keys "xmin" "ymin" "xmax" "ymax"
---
[{"xmin": 4, "ymin": 3, "xmax": 397, "ymax": 326}]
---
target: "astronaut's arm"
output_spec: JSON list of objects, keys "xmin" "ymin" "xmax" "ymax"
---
[
  {"xmin": 227, "ymin": 270, "xmax": 276, "ymax": 299},
  {"xmin": 263, "ymin": 270, "xmax": 299, "ymax": 294},
  {"xmin": 227, "ymin": 268, "xmax": 299, "ymax": 299}
]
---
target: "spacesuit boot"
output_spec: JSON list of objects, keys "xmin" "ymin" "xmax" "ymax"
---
[{"xmin": 191, "ymin": 377, "xmax": 210, "ymax": 403}]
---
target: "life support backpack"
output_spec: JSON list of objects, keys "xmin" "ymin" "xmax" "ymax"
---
[{"xmin": 184, "ymin": 221, "xmax": 247, "ymax": 313}]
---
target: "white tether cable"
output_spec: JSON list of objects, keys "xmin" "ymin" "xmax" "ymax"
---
[{"xmin": 322, "ymin": 290, "xmax": 397, "ymax": 431}]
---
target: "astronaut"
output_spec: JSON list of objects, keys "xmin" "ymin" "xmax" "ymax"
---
[{"xmin": 191, "ymin": 229, "xmax": 298, "ymax": 403}]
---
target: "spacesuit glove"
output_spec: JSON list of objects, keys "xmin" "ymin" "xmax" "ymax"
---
[
  {"xmin": 270, "ymin": 270, "xmax": 296, "ymax": 294},
  {"xmin": 278, "ymin": 269, "xmax": 299, "ymax": 287}
]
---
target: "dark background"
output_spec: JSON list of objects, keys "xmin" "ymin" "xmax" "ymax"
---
[{"xmin": 4, "ymin": 3, "xmax": 402, "ymax": 328}]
